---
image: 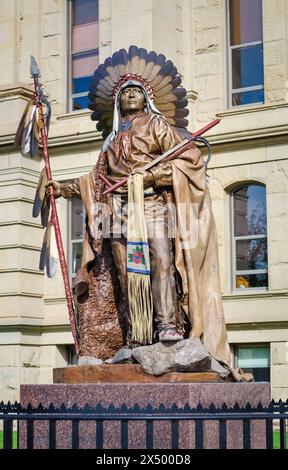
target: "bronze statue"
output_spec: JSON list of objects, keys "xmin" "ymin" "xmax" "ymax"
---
[{"xmin": 45, "ymin": 46, "xmax": 231, "ymax": 369}]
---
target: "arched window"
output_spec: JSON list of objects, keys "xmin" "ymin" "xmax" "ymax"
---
[{"xmin": 231, "ymin": 184, "xmax": 268, "ymax": 290}]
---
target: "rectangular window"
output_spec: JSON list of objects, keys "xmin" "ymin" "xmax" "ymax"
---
[
  {"xmin": 235, "ymin": 345, "xmax": 270, "ymax": 382},
  {"xmin": 68, "ymin": 0, "xmax": 99, "ymax": 111},
  {"xmin": 69, "ymin": 197, "xmax": 85, "ymax": 279},
  {"xmin": 227, "ymin": 0, "xmax": 264, "ymax": 107}
]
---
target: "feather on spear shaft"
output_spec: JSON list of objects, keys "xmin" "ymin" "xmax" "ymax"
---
[{"xmin": 14, "ymin": 56, "xmax": 79, "ymax": 355}]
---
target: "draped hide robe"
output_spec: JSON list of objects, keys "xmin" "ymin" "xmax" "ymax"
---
[{"xmin": 62, "ymin": 113, "xmax": 231, "ymax": 367}]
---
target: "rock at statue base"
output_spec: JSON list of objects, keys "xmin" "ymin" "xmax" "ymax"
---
[
  {"xmin": 78, "ymin": 356, "xmax": 103, "ymax": 366},
  {"xmin": 74, "ymin": 241, "xmax": 126, "ymax": 361},
  {"xmin": 105, "ymin": 346, "xmax": 135, "ymax": 364},
  {"xmin": 132, "ymin": 338, "xmax": 230, "ymax": 378}
]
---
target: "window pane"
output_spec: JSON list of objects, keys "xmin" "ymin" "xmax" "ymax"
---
[
  {"xmin": 72, "ymin": 51, "xmax": 99, "ymax": 78},
  {"xmin": 236, "ymin": 238, "xmax": 267, "ymax": 270},
  {"xmin": 67, "ymin": 345, "xmax": 78, "ymax": 365},
  {"xmin": 236, "ymin": 273, "xmax": 268, "ymax": 288},
  {"xmin": 237, "ymin": 347, "xmax": 270, "ymax": 368},
  {"xmin": 72, "ymin": 22, "xmax": 99, "ymax": 53},
  {"xmin": 229, "ymin": 0, "xmax": 263, "ymax": 45},
  {"xmin": 72, "ymin": 0, "xmax": 99, "ymax": 26},
  {"xmin": 232, "ymin": 45, "xmax": 263, "ymax": 89},
  {"xmin": 234, "ymin": 185, "xmax": 267, "ymax": 236},
  {"xmin": 244, "ymin": 368, "xmax": 269, "ymax": 382},
  {"xmin": 73, "ymin": 95, "xmax": 89, "ymax": 110},
  {"xmin": 232, "ymin": 89, "xmax": 264, "ymax": 106},
  {"xmin": 72, "ymin": 76, "xmax": 93, "ymax": 94},
  {"xmin": 71, "ymin": 198, "xmax": 84, "ymax": 240},
  {"xmin": 72, "ymin": 243, "xmax": 83, "ymax": 274}
]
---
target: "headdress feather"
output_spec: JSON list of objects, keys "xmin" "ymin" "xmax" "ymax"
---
[{"xmin": 88, "ymin": 46, "xmax": 190, "ymax": 138}]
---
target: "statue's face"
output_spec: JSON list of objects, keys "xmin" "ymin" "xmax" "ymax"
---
[{"xmin": 120, "ymin": 86, "xmax": 145, "ymax": 115}]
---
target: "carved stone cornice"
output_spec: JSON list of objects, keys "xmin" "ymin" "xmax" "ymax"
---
[{"xmin": 0, "ymin": 84, "xmax": 34, "ymax": 101}]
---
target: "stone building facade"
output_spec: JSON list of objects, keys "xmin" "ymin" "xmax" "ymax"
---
[{"xmin": 0, "ymin": 0, "xmax": 287, "ymax": 402}]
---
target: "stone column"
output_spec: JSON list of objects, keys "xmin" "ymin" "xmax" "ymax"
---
[
  {"xmin": 0, "ymin": 85, "xmax": 44, "ymax": 401},
  {"xmin": 271, "ymin": 342, "xmax": 288, "ymax": 401},
  {"xmin": 263, "ymin": 0, "xmax": 288, "ymax": 103},
  {"xmin": 192, "ymin": 0, "xmax": 224, "ymax": 124}
]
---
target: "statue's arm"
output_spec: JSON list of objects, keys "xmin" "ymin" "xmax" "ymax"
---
[
  {"xmin": 59, "ymin": 179, "xmax": 81, "ymax": 199},
  {"xmin": 45, "ymin": 179, "xmax": 81, "ymax": 199},
  {"xmin": 148, "ymin": 116, "xmax": 181, "ymax": 188},
  {"xmin": 149, "ymin": 162, "xmax": 173, "ymax": 188}
]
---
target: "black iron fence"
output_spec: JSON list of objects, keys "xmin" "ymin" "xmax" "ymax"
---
[{"xmin": 0, "ymin": 400, "xmax": 287, "ymax": 449}]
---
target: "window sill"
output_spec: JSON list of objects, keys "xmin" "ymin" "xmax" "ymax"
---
[
  {"xmin": 203, "ymin": 102, "xmax": 288, "ymax": 145},
  {"xmin": 223, "ymin": 290, "xmax": 288, "ymax": 300},
  {"xmin": 56, "ymin": 109, "xmax": 91, "ymax": 121},
  {"xmin": 217, "ymin": 101, "xmax": 288, "ymax": 118}
]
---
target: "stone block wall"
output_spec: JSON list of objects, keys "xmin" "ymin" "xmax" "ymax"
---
[
  {"xmin": 0, "ymin": 0, "xmax": 288, "ymax": 402},
  {"xmin": 192, "ymin": 0, "xmax": 224, "ymax": 124},
  {"xmin": 0, "ymin": 343, "xmax": 69, "ymax": 402},
  {"xmin": 263, "ymin": 0, "xmax": 288, "ymax": 103},
  {"xmin": 271, "ymin": 342, "xmax": 288, "ymax": 401}
]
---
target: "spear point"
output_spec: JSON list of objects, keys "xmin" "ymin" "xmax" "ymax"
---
[{"xmin": 30, "ymin": 55, "xmax": 40, "ymax": 77}]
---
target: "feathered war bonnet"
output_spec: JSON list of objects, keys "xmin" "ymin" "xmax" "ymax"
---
[{"xmin": 88, "ymin": 46, "xmax": 189, "ymax": 141}]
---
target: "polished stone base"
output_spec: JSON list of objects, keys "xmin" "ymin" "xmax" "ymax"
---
[{"xmin": 20, "ymin": 378, "xmax": 270, "ymax": 449}]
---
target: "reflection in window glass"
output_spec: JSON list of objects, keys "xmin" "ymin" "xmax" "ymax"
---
[
  {"xmin": 73, "ymin": 95, "xmax": 89, "ymax": 111},
  {"xmin": 72, "ymin": 20, "xmax": 98, "ymax": 53},
  {"xmin": 232, "ymin": 45, "xmax": 264, "ymax": 89},
  {"xmin": 67, "ymin": 345, "xmax": 78, "ymax": 365},
  {"xmin": 72, "ymin": 76, "xmax": 95, "ymax": 95},
  {"xmin": 72, "ymin": 51, "xmax": 99, "ymax": 78},
  {"xmin": 229, "ymin": 0, "xmax": 262, "ymax": 45},
  {"xmin": 236, "ymin": 345, "xmax": 270, "ymax": 382},
  {"xmin": 232, "ymin": 89, "xmax": 264, "ymax": 107},
  {"xmin": 71, "ymin": 198, "xmax": 85, "ymax": 240},
  {"xmin": 236, "ymin": 239, "xmax": 267, "ymax": 270},
  {"xmin": 232, "ymin": 184, "xmax": 268, "ymax": 290},
  {"xmin": 234, "ymin": 185, "xmax": 267, "ymax": 237},
  {"xmin": 236, "ymin": 273, "xmax": 268, "ymax": 289},
  {"xmin": 72, "ymin": 243, "xmax": 83, "ymax": 274},
  {"xmin": 70, "ymin": 198, "xmax": 85, "ymax": 278},
  {"xmin": 72, "ymin": 0, "xmax": 99, "ymax": 26}
]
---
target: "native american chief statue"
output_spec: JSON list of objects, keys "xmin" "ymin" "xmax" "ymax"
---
[{"xmin": 45, "ymin": 46, "xmax": 231, "ymax": 368}]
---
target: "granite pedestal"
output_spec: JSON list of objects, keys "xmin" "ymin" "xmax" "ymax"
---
[{"xmin": 20, "ymin": 365, "xmax": 270, "ymax": 449}]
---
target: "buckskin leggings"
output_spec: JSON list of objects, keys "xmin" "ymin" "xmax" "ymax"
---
[{"xmin": 110, "ymin": 194, "xmax": 176, "ymax": 342}]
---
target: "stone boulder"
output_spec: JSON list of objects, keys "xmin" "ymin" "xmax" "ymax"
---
[{"xmin": 131, "ymin": 338, "xmax": 230, "ymax": 378}]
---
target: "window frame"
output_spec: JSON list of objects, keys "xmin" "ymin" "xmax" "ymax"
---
[
  {"xmin": 67, "ymin": 0, "xmax": 99, "ymax": 112},
  {"xmin": 230, "ymin": 183, "xmax": 268, "ymax": 292},
  {"xmin": 226, "ymin": 0, "xmax": 264, "ymax": 108}
]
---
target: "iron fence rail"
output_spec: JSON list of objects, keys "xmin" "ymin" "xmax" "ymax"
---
[{"xmin": 0, "ymin": 400, "xmax": 287, "ymax": 450}]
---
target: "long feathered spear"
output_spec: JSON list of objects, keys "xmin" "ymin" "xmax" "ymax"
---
[{"xmin": 15, "ymin": 56, "xmax": 79, "ymax": 355}]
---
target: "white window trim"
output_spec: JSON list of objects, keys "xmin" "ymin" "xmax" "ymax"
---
[
  {"xmin": 227, "ymin": 0, "xmax": 264, "ymax": 108},
  {"xmin": 230, "ymin": 185, "xmax": 268, "ymax": 293}
]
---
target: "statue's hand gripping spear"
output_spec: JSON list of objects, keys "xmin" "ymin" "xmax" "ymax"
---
[{"xmin": 15, "ymin": 56, "xmax": 79, "ymax": 355}]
